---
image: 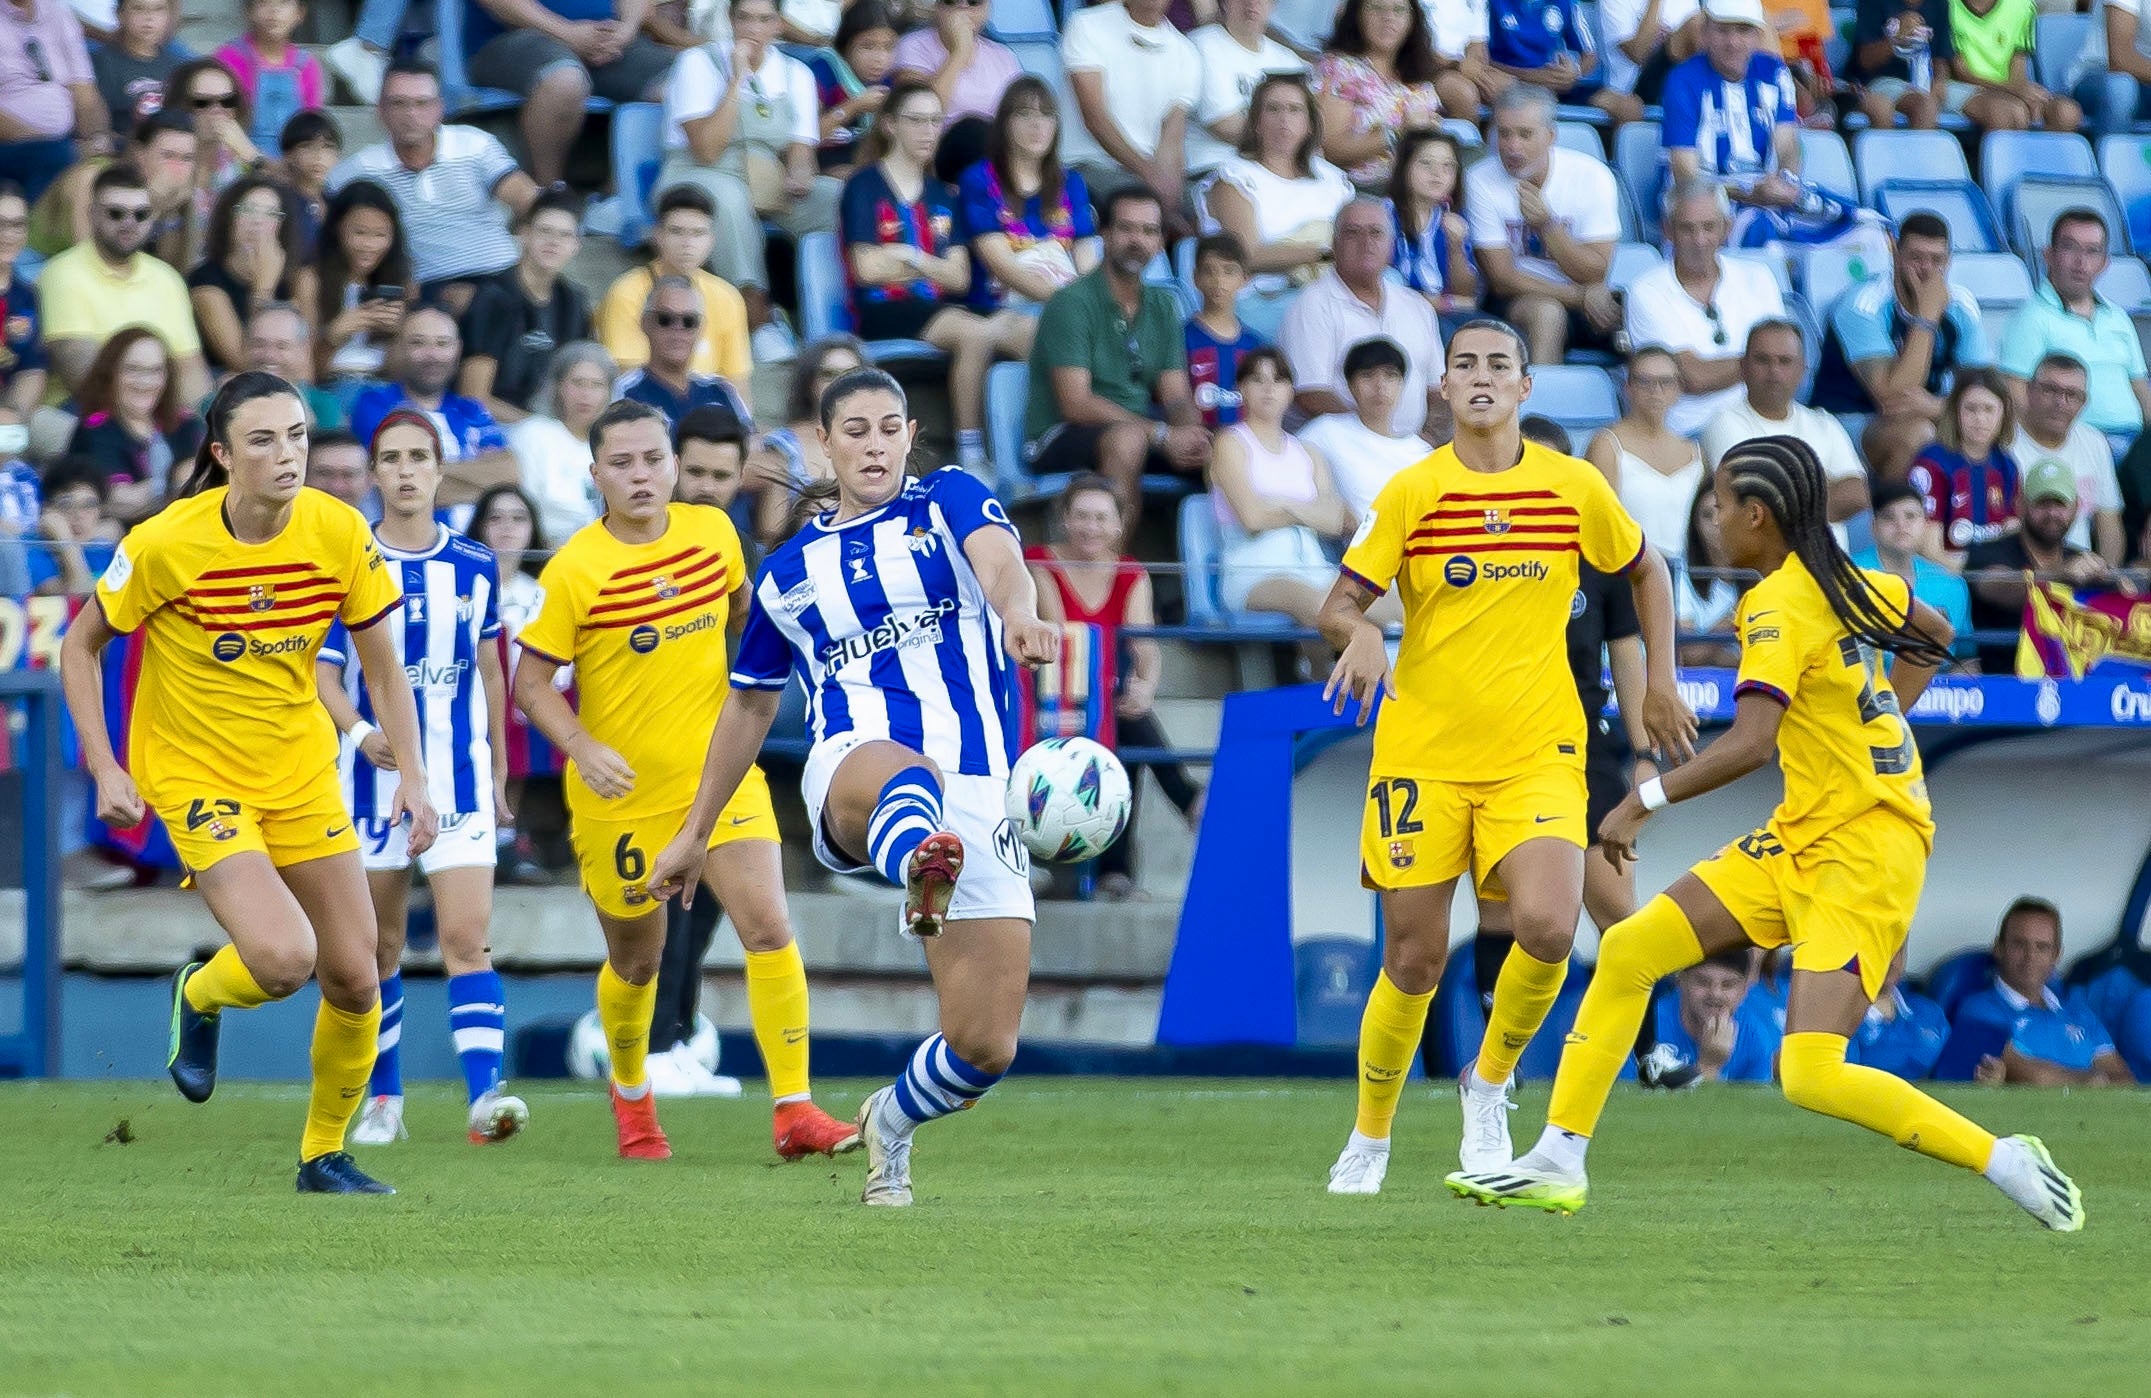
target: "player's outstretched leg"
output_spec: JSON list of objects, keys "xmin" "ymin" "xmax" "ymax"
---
[
  {"xmin": 1460, "ymin": 841, "xmax": 1585, "ymax": 1172},
  {"xmin": 861, "ymin": 764, "xmax": 958, "ymax": 937},
  {"xmin": 1329, "ymin": 885, "xmax": 1450, "ymax": 1196},
  {"xmin": 168, "ymin": 946, "xmax": 273, "ymax": 1102},
  {"xmin": 1448, "ymin": 890, "xmax": 1706, "ymax": 1213}
]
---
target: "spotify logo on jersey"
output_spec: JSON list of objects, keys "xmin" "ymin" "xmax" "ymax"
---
[
  {"xmin": 212, "ymin": 633, "xmax": 247, "ymax": 663},
  {"xmin": 628, "ymin": 624, "xmax": 661, "ymax": 654},
  {"xmin": 1444, "ymin": 557, "xmax": 1478, "ymax": 587}
]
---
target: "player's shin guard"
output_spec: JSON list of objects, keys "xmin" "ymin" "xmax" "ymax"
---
[
  {"xmin": 867, "ymin": 767, "xmax": 943, "ymax": 888},
  {"xmin": 1547, "ymin": 895, "xmax": 1705, "ymax": 1138},
  {"xmin": 1354, "ymin": 972, "xmax": 1435, "ymax": 1139},
  {"xmin": 302, "ymin": 998, "xmax": 382, "ymax": 1161},
  {"xmin": 597, "ymin": 959, "xmax": 658, "ymax": 1094},
  {"xmin": 1475, "ymin": 944, "xmax": 1569, "ymax": 1085},
  {"xmin": 369, "ymin": 972, "xmax": 405, "ymax": 1098},
  {"xmin": 744, "ymin": 942, "xmax": 813, "ymax": 1103},
  {"xmin": 1780, "ymin": 1031, "xmax": 1996, "ymax": 1172},
  {"xmin": 879, "ymin": 1032, "xmax": 1000, "ymax": 1142},
  {"xmin": 183, "ymin": 944, "xmax": 275, "ymax": 1014},
  {"xmin": 447, "ymin": 969, "xmax": 507, "ymax": 1102}
]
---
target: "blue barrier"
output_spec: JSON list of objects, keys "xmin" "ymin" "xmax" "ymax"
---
[{"xmin": 0, "ymin": 669, "xmax": 63, "ymax": 1077}]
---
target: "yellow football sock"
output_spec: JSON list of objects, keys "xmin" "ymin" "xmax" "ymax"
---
[
  {"xmin": 1547, "ymin": 895, "xmax": 1704, "ymax": 1138},
  {"xmin": 301, "ymin": 997, "xmax": 380, "ymax": 1161},
  {"xmin": 183, "ymin": 944, "xmax": 275, "ymax": 1015},
  {"xmin": 744, "ymin": 941, "xmax": 813, "ymax": 1103},
  {"xmin": 1780, "ymin": 1031, "xmax": 1996, "ymax": 1172},
  {"xmin": 1474, "ymin": 943, "xmax": 1569, "ymax": 1085},
  {"xmin": 1353, "ymin": 971, "xmax": 1436, "ymax": 1140},
  {"xmin": 597, "ymin": 959, "xmax": 657, "ymax": 1091}
]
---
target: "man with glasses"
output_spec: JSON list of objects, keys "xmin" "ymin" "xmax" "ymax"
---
[
  {"xmin": 2010, "ymin": 354, "xmax": 2125, "ymax": 564},
  {"xmin": 0, "ymin": 0, "xmax": 111, "ymax": 201},
  {"xmin": 594, "ymin": 184, "xmax": 751, "ymax": 380},
  {"xmin": 1700, "ymin": 319, "xmax": 1869, "ymax": 525},
  {"xmin": 330, "ymin": 56, "xmax": 539, "ymax": 316},
  {"xmin": 1060, "ymin": 0, "xmax": 1200, "ymax": 231},
  {"xmin": 351, "ymin": 303, "xmax": 521, "ymax": 504},
  {"xmin": 28, "ymin": 106, "xmax": 194, "ymax": 262},
  {"xmin": 1999, "ymin": 207, "xmax": 2151, "ymax": 438},
  {"xmin": 459, "ymin": 186, "xmax": 591, "ymax": 426},
  {"xmin": 613, "ymin": 277, "xmax": 753, "ymax": 431},
  {"xmin": 1622, "ymin": 177, "xmax": 1785, "ymax": 437},
  {"xmin": 1282, "ymin": 197, "xmax": 1445, "ymax": 440},
  {"xmin": 38, "ymin": 162, "xmax": 206, "ymax": 404}
]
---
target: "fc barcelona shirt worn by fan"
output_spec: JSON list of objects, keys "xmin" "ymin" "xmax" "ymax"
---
[
  {"xmin": 93, "ymin": 488, "xmax": 403, "ymax": 810},
  {"xmin": 518, "ymin": 503, "xmax": 749, "ymax": 822},
  {"xmin": 1340, "ymin": 440, "xmax": 1645, "ymax": 782}
]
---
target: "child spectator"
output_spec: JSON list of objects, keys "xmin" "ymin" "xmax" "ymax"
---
[
  {"xmin": 1946, "ymin": 0, "xmax": 2080, "ymax": 133},
  {"xmin": 277, "ymin": 108, "xmax": 340, "ymax": 254},
  {"xmin": 1385, "ymin": 127, "xmax": 1477, "ymax": 325},
  {"xmin": 810, "ymin": 0, "xmax": 901, "ymax": 178},
  {"xmin": 460, "ymin": 187, "xmax": 591, "ymax": 424},
  {"xmin": 1293, "ymin": 335, "xmax": 1426, "ymax": 520},
  {"xmin": 1650, "ymin": 950, "xmax": 1782, "ymax": 1084},
  {"xmin": 1852, "ymin": 480, "xmax": 1977, "ymax": 667},
  {"xmin": 27, "ymin": 457, "xmax": 117, "ymax": 597},
  {"xmin": 92, "ymin": 0, "xmax": 189, "ymax": 133},
  {"xmin": 214, "ymin": 0, "xmax": 325, "ymax": 159},
  {"xmin": 1184, "ymin": 233, "xmax": 1263, "ymax": 431},
  {"xmin": 1906, "ymin": 366, "xmax": 2021, "ymax": 567},
  {"xmin": 65, "ymin": 325, "xmax": 205, "ymax": 521}
]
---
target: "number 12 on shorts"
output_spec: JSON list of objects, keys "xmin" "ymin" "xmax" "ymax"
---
[{"xmin": 1370, "ymin": 777, "xmax": 1423, "ymax": 838}]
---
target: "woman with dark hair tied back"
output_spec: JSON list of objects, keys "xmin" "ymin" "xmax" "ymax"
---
[
  {"xmin": 1452, "ymin": 435, "xmax": 2088, "ymax": 1235},
  {"xmin": 57, "ymin": 369, "xmax": 439, "ymax": 1196},
  {"xmin": 650, "ymin": 367, "xmax": 1059, "ymax": 1207}
]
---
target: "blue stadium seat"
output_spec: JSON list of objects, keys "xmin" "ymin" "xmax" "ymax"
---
[
  {"xmin": 1525, "ymin": 365, "xmax": 1620, "ymax": 441},
  {"xmin": 1237, "ymin": 286, "xmax": 1299, "ymax": 343},
  {"xmin": 1555, "ymin": 121, "xmax": 1604, "ymax": 160},
  {"xmin": 1615, "ymin": 122, "xmax": 1663, "ymax": 242},
  {"xmin": 1854, "ymin": 129, "xmax": 1969, "ymax": 201},
  {"xmin": 2098, "ymin": 134, "xmax": 2151, "ymax": 252},
  {"xmin": 1923, "ymin": 950, "xmax": 1994, "ymax": 1019},
  {"xmin": 603, "ymin": 102, "xmax": 664, "ymax": 248},
  {"xmin": 1178, "ymin": 493, "xmax": 1295, "ymax": 634},
  {"xmin": 1802, "ymin": 245, "xmax": 1889, "ymax": 319},
  {"xmin": 1270, "ymin": 0, "xmax": 1338, "ymax": 50},
  {"xmin": 1608, "ymin": 241, "xmax": 1664, "ymax": 294},
  {"xmin": 1728, "ymin": 244, "xmax": 1793, "ymax": 296},
  {"xmin": 2010, "ymin": 176, "xmax": 2133, "ymax": 261},
  {"xmin": 987, "ymin": 0, "xmax": 1060, "ymax": 42},
  {"xmin": 986, "ymin": 360, "xmax": 1031, "ymax": 499},
  {"xmin": 2034, "ymin": 13, "xmax": 2092, "ymax": 91},
  {"xmin": 1782, "ymin": 290, "xmax": 1822, "ymax": 401},
  {"xmin": 1871, "ymin": 180, "xmax": 2004, "ymax": 254},
  {"xmin": 795, "ymin": 230, "xmax": 945, "ymax": 365},
  {"xmin": 2097, "ymin": 257, "xmax": 2151, "ymax": 316},
  {"xmin": 1797, "ymin": 128, "xmax": 1858, "ymax": 204},
  {"xmin": 1949, "ymin": 253, "xmax": 2035, "ymax": 322},
  {"xmin": 1008, "ymin": 37, "xmax": 1068, "ymax": 89},
  {"xmin": 1443, "ymin": 116, "xmax": 1484, "ymax": 149},
  {"xmin": 1983, "ymin": 132, "xmax": 2097, "ymax": 237}
]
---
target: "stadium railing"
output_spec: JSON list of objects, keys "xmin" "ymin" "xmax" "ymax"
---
[{"xmin": 0, "ymin": 668, "xmax": 64, "ymax": 1078}]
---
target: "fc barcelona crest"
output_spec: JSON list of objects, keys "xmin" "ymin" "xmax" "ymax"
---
[
  {"xmin": 247, "ymin": 584, "xmax": 276, "ymax": 612},
  {"xmin": 652, "ymin": 574, "xmax": 680, "ymax": 600},
  {"xmin": 1388, "ymin": 840, "xmax": 1414, "ymax": 870},
  {"xmin": 1483, "ymin": 509, "xmax": 1511, "ymax": 535}
]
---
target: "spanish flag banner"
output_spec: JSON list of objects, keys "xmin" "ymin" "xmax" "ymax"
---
[{"xmin": 2018, "ymin": 581, "xmax": 2151, "ymax": 680}]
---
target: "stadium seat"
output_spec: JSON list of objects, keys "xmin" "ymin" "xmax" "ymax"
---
[
  {"xmin": 1556, "ymin": 121, "xmax": 1604, "ymax": 160},
  {"xmin": 1728, "ymin": 244, "xmax": 1793, "ymax": 296},
  {"xmin": 2097, "ymin": 257, "xmax": 2151, "ymax": 316},
  {"xmin": 795, "ymin": 231, "xmax": 944, "ymax": 365},
  {"xmin": 1177, "ymin": 493, "xmax": 1298, "ymax": 634},
  {"xmin": 1854, "ymin": 129, "xmax": 1968, "ymax": 201},
  {"xmin": 1442, "ymin": 116, "xmax": 1484, "ymax": 150},
  {"xmin": 1782, "ymin": 290, "xmax": 1822, "ymax": 401},
  {"xmin": 986, "ymin": 360, "xmax": 1031, "ymax": 499},
  {"xmin": 1615, "ymin": 121, "xmax": 1664, "ymax": 243},
  {"xmin": 1008, "ymin": 37, "xmax": 1069, "ymax": 91},
  {"xmin": 1270, "ymin": 0, "xmax": 1338, "ymax": 50},
  {"xmin": 1871, "ymin": 180, "xmax": 2004, "ymax": 254},
  {"xmin": 987, "ymin": 0, "xmax": 1059, "ymax": 42},
  {"xmin": 1525, "ymin": 364, "xmax": 1621, "ymax": 441},
  {"xmin": 1923, "ymin": 950, "xmax": 1995, "ymax": 1019},
  {"xmin": 2098, "ymin": 134, "xmax": 2151, "ymax": 252},
  {"xmin": 1608, "ymin": 241, "xmax": 1664, "ymax": 294},
  {"xmin": 1949, "ymin": 253, "xmax": 2035, "ymax": 321},
  {"xmin": 2010, "ymin": 176, "xmax": 2133, "ymax": 261},
  {"xmin": 2034, "ymin": 13, "xmax": 2092, "ymax": 91},
  {"xmin": 1983, "ymin": 132, "xmax": 2097, "ymax": 237},
  {"xmin": 601, "ymin": 102, "xmax": 664, "ymax": 248},
  {"xmin": 1802, "ymin": 245, "xmax": 1889, "ymax": 318},
  {"xmin": 1797, "ymin": 128, "xmax": 1858, "ymax": 204}
]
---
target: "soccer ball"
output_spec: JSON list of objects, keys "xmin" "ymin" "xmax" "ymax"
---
[
  {"xmin": 567, "ymin": 1010, "xmax": 721, "ymax": 1079},
  {"xmin": 1005, "ymin": 737, "xmax": 1133, "ymax": 863}
]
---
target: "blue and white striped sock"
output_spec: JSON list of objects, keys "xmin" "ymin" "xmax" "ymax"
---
[
  {"xmin": 369, "ymin": 972, "xmax": 404, "ymax": 1098},
  {"xmin": 877, "ymin": 1032, "xmax": 1002, "ymax": 1142},
  {"xmin": 867, "ymin": 767, "xmax": 943, "ymax": 888},
  {"xmin": 447, "ymin": 969, "xmax": 507, "ymax": 1102}
]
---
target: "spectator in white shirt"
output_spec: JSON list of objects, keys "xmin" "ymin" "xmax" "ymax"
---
[
  {"xmin": 1424, "ymin": 0, "xmax": 1505, "ymax": 117},
  {"xmin": 1278, "ymin": 196, "xmax": 1445, "ymax": 438},
  {"xmin": 1295, "ymin": 336, "xmax": 1431, "ymax": 520},
  {"xmin": 1599, "ymin": 0, "xmax": 1702, "ymax": 105},
  {"xmin": 2011, "ymin": 353, "xmax": 2126, "ymax": 562},
  {"xmin": 1700, "ymin": 319, "xmax": 1870, "ymax": 523},
  {"xmin": 1062, "ymin": 0, "xmax": 1202, "ymax": 233},
  {"xmin": 1186, "ymin": 0, "xmax": 1308, "ymax": 173},
  {"xmin": 659, "ymin": 0, "xmax": 843, "ymax": 352},
  {"xmin": 1465, "ymin": 84, "xmax": 1620, "ymax": 364},
  {"xmin": 1623, "ymin": 178, "xmax": 1785, "ymax": 435},
  {"xmin": 505, "ymin": 339, "xmax": 611, "ymax": 544},
  {"xmin": 1200, "ymin": 74, "xmax": 1355, "ymax": 291}
]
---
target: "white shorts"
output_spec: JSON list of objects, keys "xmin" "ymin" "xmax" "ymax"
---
[
  {"xmin": 802, "ymin": 732, "xmax": 1036, "ymax": 926},
  {"xmin": 1219, "ymin": 525, "xmax": 1333, "ymax": 614},
  {"xmin": 358, "ymin": 808, "xmax": 498, "ymax": 876}
]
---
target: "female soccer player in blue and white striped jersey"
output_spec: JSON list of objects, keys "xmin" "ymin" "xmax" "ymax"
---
[
  {"xmin": 317, "ymin": 409, "xmax": 528, "ymax": 1149},
  {"xmin": 648, "ymin": 367, "xmax": 1059, "ymax": 1206}
]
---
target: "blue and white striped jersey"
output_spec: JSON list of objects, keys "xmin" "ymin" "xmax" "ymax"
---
[
  {"xmin": 732, "ymin": 468, "xmax": 1021, "ymax": 778},
  {"xmin": 323, "ymin": 524, "xmax": 502, "ymax": 818}
]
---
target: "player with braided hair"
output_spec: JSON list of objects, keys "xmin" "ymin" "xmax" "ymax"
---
[{"xmin": 1448, "ymin": 435, "xmax": 2087, "ymax": 1230}]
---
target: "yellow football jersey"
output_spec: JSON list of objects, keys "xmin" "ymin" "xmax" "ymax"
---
[
  {"xmin": 519, "ymin": 503, "xmax": 748, "ymax": 820},
  {"xmin": 1341, "ymin": 441, "xmax": 1646, "ymax": 782},
  {"xmin": 95, "ymin": 487, "xmax": 401, "ymax": 808},
  {"xmin": 1733, "ymin": 555, "xmax": 1934, "ymax": 854}
]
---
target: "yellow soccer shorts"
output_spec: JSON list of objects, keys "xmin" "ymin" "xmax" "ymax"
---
[
  {"xmin": 1692, "ymin": 807, "xmax": 1929, "ymax": 1002},
  {"xmin": 572, "ymin": 765, "xmax": 779, "ymax": 921},
  {"xmin": 156, "ymin": 777, "xmax": 361, "ymax": 876},
  {"xmin": 1359, "ymin": 764, "xmax": 1587, "ymax": 895}
]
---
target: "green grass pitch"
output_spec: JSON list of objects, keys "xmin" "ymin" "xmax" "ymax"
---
[{"xmin": 0, "ymin": 1079, "xmax": 2143, "ymax": 1395}]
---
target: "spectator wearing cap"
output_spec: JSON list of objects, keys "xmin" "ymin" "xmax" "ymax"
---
[
  {"xmin": 1999, "ymin": 208, "xmax": 2151, "ymax": 438},
  {"xmin": 1625, "ymin": 178, "xmax": 1786, "ymax": 436},
  {"xmin": 1281, "ymin": 196, "xmax": 1445, "ymax": 436},
  {"xmin": 1701, "ymin": 319, "xmax": 1867, "ymax": 521},
  {"xmin": 1465, "ymin": 84, "xmax": 1620, "ymax": 366},
  {"xmin": 0, "ymin": 0, "xmax": 109, "ymax": 202},
  {"xmin": 38, "ymin": 162, "xmax": 208, "ymax": 405},
  {"xmin": 1938, "ymin": 898, "xmax": 2136, "ymax": 1085},
  {"xmin": 462, "ymin": 0, "xmax": 677, "ymax": 189},
  {"xmin": 351, "ymin": 303, "xmax": 520, "ymax": 504},
  {"xmin": 1847, "ymin": 955, "xmax": 1950, "ymax": 1081},
  {"xmin": 458, "ymin": 187, "xmax": 591, "ymax": 426},
  {"xmin": 1813, "ymin": 212, "xmax": 1990, "ymax": 482},
  {"xmin": 1852, "ymin": 479, "xmax": 1975, "ymax": 666},
  {"xmin": 613, "ymin": 276, "xmax": 754, "ymax": 431},
  {"xmin": 1294, "ymin": 336, "xmax": 1430, "ymax": 522},
  {"xmin": 1060, "ymin": 0, "xmax": 1201, "ymax": 227},
  {"xmin": 2010, "ymin": 354, "xmax": 2125, "ymax": 564},
  {"xmin": 329, "ymin": 57, "xmax": 541, "ymax": 314},
  {"xmin": 1649, "ymin": 950, "xmax": 1782, "ymax": 1084},
  {"xmin": 1963, "ymin": 456, "xmax": 2116, "ymax": 674}
]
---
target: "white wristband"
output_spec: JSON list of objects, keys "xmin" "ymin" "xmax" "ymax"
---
[
  {"xmin": 1638, "ymin": 776, "xmax": 1669, "ymax": 812},
  {"xmin": 347, "ymin": 719, "xmax": 378, "ymax": 747}
]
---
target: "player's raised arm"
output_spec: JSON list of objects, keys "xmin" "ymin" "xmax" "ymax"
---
[
  {"xmin": 349, "ymin": 614, "xmax": 440, "ymax": 856},
  {"xmin": 646, "ymin": 685, "xmax": 785, "ymax": 905},
  {"xmin": 1597, "ymin": 688, "xmax": 1786, "ymax": 867},
  {"xmin": 1318, "ymin": 571, "xmax": 1394, "ymax": 725},
  {"xmin": 57, "ymin": 599, "xmax": 144, "ymax": 829},
  {"xmin": 1623, "ymin": 542, "xmax": 1699, "ymax": 762}
]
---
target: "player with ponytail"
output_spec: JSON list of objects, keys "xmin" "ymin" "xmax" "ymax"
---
[{"xmin": 1450, "ymin": 434, "xmax": 2087, "ymax": 1232}]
